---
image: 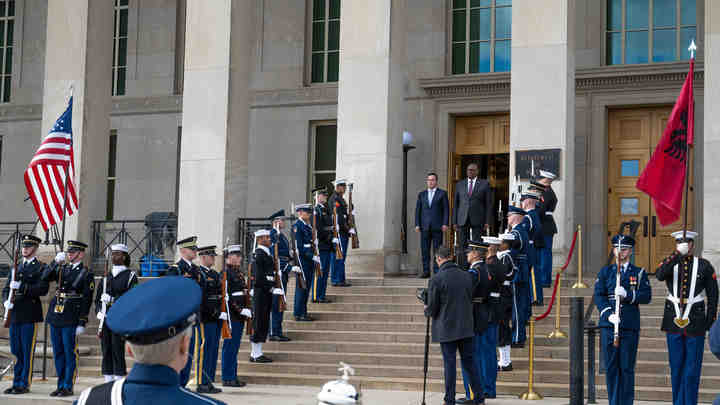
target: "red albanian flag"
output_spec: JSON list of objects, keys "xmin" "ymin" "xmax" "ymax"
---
[{"xmin": 636, "ymin": 58, "xmax": 694, "ymax": 226}]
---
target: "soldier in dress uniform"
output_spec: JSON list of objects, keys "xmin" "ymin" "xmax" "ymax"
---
[
  {"xmin": 496, "ymin": 232, "xmax": 518, "ymax": 371},
  {"xmin": 195, "ymin": 246, "xmax": 223, "ymax": 394},
  {"xmin": 250, "ymin": 229, "xmax": 282, "ymax": 363},
  {"xmin": 594, "ymin": 235, "xmax": 652, "ymax": 405},
  {"xmin": 94, "ymin": 243, "xmax": 138, "ymax": 383},
  {"xmin": 74, "ymin": 277, "xmax": 227, "ymax": 405},
  {"xmin": 536, "ymin": 170, "xmax": 558, "ymax": 289},
  {"xmin": 269, "ymin": 210, "xmax": 292, "ymax": 342},
  {"xmin": 656, "ymin": 231, "xmax": 718, "ymax": 405},
  {"xmin": 1, "ymin": 234, "xmax": 49, "ymax": 394},
  {"xmin": 328, "ymin": 179, "xmax": 352, "ymax": 287},
  {"xmin": 220, "ymin": 244, "xmax": 251, "ymax": 387},
  {"xmin": 520, "ymin": 190, "xmax": 544, "ymax": 306},
  {"xmin": 507, "ymin": 205, "xmax": 530, "ymax": 348},
  {"xmin": 293, "ymin": 204, "xmax": 316, "ymax": 321},
  {"xmin": 313, "ymin": 187, "xmax": 334, "ymax": 303},
  {"xmin": 43, "ymin": 240, "xmax": 95, "ymax": 397}
]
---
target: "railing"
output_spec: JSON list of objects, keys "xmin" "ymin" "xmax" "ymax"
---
[
  {"xmin": 237, "ymin": 216, "xmax": 296, "ymax": 263},
  {"xmin": 0, "ymin": 222, "xmax": 43, "ymax": 274},
  {"xmin": 91, "ymin": 214, "xmax": 177, "ymax": 274}
]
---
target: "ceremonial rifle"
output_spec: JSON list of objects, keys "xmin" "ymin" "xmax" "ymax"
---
[
  {"xmin": 332, "ymin": 202, "xmax": 344, "ymax": 260},
  {"xmin": 245, "ymin": 257, "xmax": 254, "ymax": 337},
  {"xmin": 311, "ymin": 206, "xmax": 322, "ymax": 282},
  {"xmin": 348, "ymin": 183, "xmax": 360, "ymax": 249},
  {"xmin": 3, "ymin": 234, "xmax": 20, "ymax": 328},
  {"xmin": 289, "ymin": 215, "xmax": 308, "ymax": 290},
  {"xmin": 220, "ymin": 248, "xmax": 232, "ymax": 339},
  {"xmin": 97, "ymin": 247, "xmax": 110, "ymax": 338},
  {"xmin": 613, "ymin": 245, "xmax": 622, "ymax": 348},
  {"xmin": 272, "ymin": 233, "xmax": 287, "ymax": 312}
]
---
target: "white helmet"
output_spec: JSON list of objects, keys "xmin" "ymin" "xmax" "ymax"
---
[{"xmin": 317, "ymin": 362, "xmax": 360, "ymax": 405}]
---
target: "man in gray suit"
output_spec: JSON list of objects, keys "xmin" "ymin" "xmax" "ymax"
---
[{"xmin": 453, "ymin": 163, "xmax": 493, "ymax": 267}]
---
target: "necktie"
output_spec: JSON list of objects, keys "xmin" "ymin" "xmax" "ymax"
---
[{"xmin": 468, "ymin": 179, "xmax": 474, "ymax": 195}]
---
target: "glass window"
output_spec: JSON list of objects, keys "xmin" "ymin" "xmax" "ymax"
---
[
  {"xmin": 607, "ymin": 0, "xmax": 697, "ymax": 65},
  {"xmin": 107, "ymin": 130, "xmax": 118, "ymax": 220},
  {"xmin": 621, "ymin": 198, "xmax": 639, "ymax": 215},
  {"xmin": 311, "ymin": 123, "xmax": 337, "ymax": 195},
  {"xmin": 310, "ymin": 0, "xmax": 341, "ymax": 83},
  {"xmin": 452, "ymin": 0, "xmax": 511, "ymax": 74},
  {"xmin": 0, "ymin": 135, "xmax": 3, "ymax": 177},
  {"xmin": 0, "ymin": 1, "xmax": 14, "ymax": 103},
  {"xmin": 620, "ymin": 159, "xmax": 640, "ymax": 177},
  {"xmin": 113, "ymin": 0, "xmax": 129, "ymax": 96}
]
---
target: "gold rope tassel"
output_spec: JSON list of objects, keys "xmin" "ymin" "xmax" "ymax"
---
[
  {"xmin": 519, "ymin": 318, "xmax": 543, "ymax": 400},
  {"xmin": 571, "ymin": 224, "xmax": 588, "ymax": 289},
  {"xmin": 548, "ymin": 271, "xmax": 568, "ymax": 339}
]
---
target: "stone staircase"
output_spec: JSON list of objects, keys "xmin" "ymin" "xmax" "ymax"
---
[{"xmin": 2, "ymin": 275, "xmax": 720, "ymax": 403}]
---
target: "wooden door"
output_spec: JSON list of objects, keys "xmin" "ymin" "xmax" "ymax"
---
[
  {"xmin": 607, "ymin": 107, "xmax": 694, "ymax": 272},
  {"xmin": 447, "ymin": 152, "xmax": 463, "ymax": 248}
]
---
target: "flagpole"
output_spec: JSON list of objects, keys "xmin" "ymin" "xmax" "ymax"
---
[
  {"xmin": 682, "ymin": 41, "xmax": 696, "ymax": 240},
  {"xmin": 59, "ymin": 88, "xmax": 73, "ymax": 251}
]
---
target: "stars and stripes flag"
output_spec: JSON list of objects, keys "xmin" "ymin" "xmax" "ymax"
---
[{"xmin": 23, "ymin": 97, "xmax": 78, "ymax": 231}]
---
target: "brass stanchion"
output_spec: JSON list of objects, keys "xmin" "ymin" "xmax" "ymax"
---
[
  {"xmin": 571, "ymin": 224, "xmax": 588, "ymax": 289},
  {"xmin": 519, "ymin": 318, "xmax": 543, "ymax": 400},
  {"xmin": 548, "ymin": 271, "xmax": 568, "ymax": 339}
]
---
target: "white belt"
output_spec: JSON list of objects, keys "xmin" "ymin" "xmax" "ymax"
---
[
  {"xmin": 490, "ymin": 292, "xmax": 500, "ymax": 298},
  {"xmin": 503, "ymin": 281, "xmax": 511, "ymax": 286},
  {"xmin": 545, "ymin": 211, "xmax": 553, "ymax": 215},
  {"xmin": 669, "ymin": 258, "xmax": 701, "ymax": 324},
  {"xmin": 231, "ymin": 291, "xmax": 245, "ymax": 296}
]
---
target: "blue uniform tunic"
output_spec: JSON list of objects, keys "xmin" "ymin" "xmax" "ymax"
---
[
  {"xmin": 293, "ymin": 219, "xmax": 315, "ymax": 318},
  {"xmin": 270, "ymin": 228, "xmax": 290, "ymax": 336},
  {"xmin": 509, "ymin": 223, "xmax": 530, "ymax": 345},
  {"xmin": 524, "ymin": 209, "xmax": 543, "ymax": 305}
]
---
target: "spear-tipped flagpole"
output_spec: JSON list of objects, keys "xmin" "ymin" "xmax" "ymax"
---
[{"xmin": 682, "ymin": 40, "xmax": 696, "ymax": 241}]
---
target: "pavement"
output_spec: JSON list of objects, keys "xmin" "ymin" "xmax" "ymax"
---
[{"xmin": 0, "ymin": 378, "xmax": 690, "ymax": 405}]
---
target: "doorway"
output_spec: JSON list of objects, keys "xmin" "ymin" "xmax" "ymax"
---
[{"xmin": 607, "ymin": 107, "xmax": 695, "ymax": 272}]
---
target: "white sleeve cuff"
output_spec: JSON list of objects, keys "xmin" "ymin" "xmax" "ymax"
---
[{"xmin": 599, "ymin": 307, "xmax": 612, "ymax": 318}]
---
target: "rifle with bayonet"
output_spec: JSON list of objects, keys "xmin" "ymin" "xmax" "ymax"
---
[
  {"xmin": 332, "ymin": 203, "xmax": 344, "ymax": 260},
  {"xmin": 272, "ymin": 235, "xmax": 287, "ymax": 312},
  {"xmin": 311, "ymin": 206, "xmax": 323, "ymax": 282},
  {"xmin": 348, "ymin": 183, "xmax": 360, "ymax": 249},
  {"xmin": 289, "ymin": 207, "xmax": 308, "ymax": 290},
  {"xmin": 97, "ymin": 247, "xmax": 110, "ymax": 338},
  {"xmin": 220, "ymin": 248, "xmax": 232, "ymax": 339},
  {"xmin": 3, "ymin": 234, "xmax": 20, "ymax": 328}
]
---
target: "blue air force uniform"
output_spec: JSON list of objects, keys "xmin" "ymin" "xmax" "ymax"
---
[
  {"xmin": 507, "ymin": 206, "xmax": 530, "ymax": 346},
  {"xmin": 329, "ymin": 180, "xmax": 351, "ymax": 286},
  {"xmin": 269, "ymin": 212, "xmax": 291, "ymax": 339},
  {"xmin": 521, "ymin": 190, "xmax": 544, "ymax": 306},
  {"xmin": 2, "ymin": 235, "xmax": 49, "ymax": 394},
  {"xmin": 43, "ymin": 240, "xmax": 95, "ymax": 395},
  {"xmin": 656, "ymin": 231, "xmax": 718, "ymax": 405},
  {"xmin": 594, "ymin": 235, "xmax": 651, "ymax": 405},
  {"xmin": 496, "ymin": 236, "xmax": 518, "ymax": 370},
  {"xmin": 195, "ymin": 245, "xmax": 224, "ymax": 393},
  {"xmin": 220, "ymin": 245, "xmax": 249, "ymax": 386},
  {"xmin": 74, "ymin": 277, "xmax": 226, "ymax": 405},
  {"xmin": 293, "ymin": 205, "xmax": 316, "ymax": 319},
  {"xmin": 313, "ymin": 192, "xmax": 334, "ymax": 302}
]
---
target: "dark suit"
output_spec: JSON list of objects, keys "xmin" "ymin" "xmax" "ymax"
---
[
  {"xmin": 414, "ymin": 188, "xmax": 449, "ymax": 275},
  {"xmin": 453, "ymin": 177, "xmax": 492, "ymax": 267}
]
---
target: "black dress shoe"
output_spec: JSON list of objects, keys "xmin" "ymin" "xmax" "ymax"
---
[
  {"xmin": 455, "ymin": 397, "xmax": 473, "ymax": 404},
  {"xmin": 57, "ymin": 389, "xmax": 73, "ymax": 397},
  {"xmin": 318, "ymin": 298, "xmax": 332, "ymax": 303},
  {"xmin": 499, "ymin": 363, "xmax": 513, "ymax": 371},
  {"xmin": 532, "ymin": 301, "xmax": 544, "ymax": 307},
  {"xmin": 295, "ymin": 316, "xmax": 313, "ymax": 321},
  {"xmin": 418, "ymin": 273, "xmax": 430, "ymax": 279},
  {"xmin": 338, "ymin": 281, "xmax": 352, "ymax": 287},
  {"xmin": 484, "ymin": 393, "xmax": 496, "ymax": 399},
  {"xmin": 331, "ymin": 283, "xmax": 340, "ymax": 287},
  {"xmin": 12, "ymin": 387, "xmax": 29, "ymax": 395},
  {"xmin": 197, "ymin": 383, "xmax": 222, "ymax": 394},
  {"xmin": 4, "ymin": 387, "xmax": 17, "ymax": 394},
  {"xmin": 50, "ymin": 388, "xmax": 62, "ymax": 397},
  {"xmin": 222, "ymin": 379, "xmax": 247, "ymax": 387},
  {"xmin": 249, "ymin": 355, "xmax": 273, "ymax": 363}
]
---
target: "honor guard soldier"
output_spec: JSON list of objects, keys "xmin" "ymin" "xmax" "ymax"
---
[
  {"xmin": 656, "ymin": 231, "xmax": 718, "ymax": 405},
  {"xmin": 2, "ymin": 235, "xmax": 49, "ymax": 394},
  {"xmin": 293, "ymin": 204, "xmax": 316, "ymax": 321},
  {"xmin": 43, "ymin": 240, "xmax": 95, "ymax": 397},
  {"xmin": 313, "ymin": 187, "xmax": 334, "ymax": 303},
  {"xmin": 329, "ymin": 179, "xmax": 352, "ymax": 287},
  {"xmin": 537, "ymin": 170, "xmax": 558, "ymax": 289},
  {"xmin": 74, "ymin": 277, "xmax": 227, "ymax": 405},
  {"xmin": 594, "ymin": 235, "xmax": 651, "ymax": 405},
  {"xmin": 250, "ymin": 229, "xmax": 281, "ymax": 363},
  {"xmin": 95, "ymin": 244, "xmax": 138, "ymax": 383},
  {"xmin": 507, "ymin": 205, "xmax": 530, "ymax": 348},
  {"xmin": 269, "ymin": 210, "xmax": 292, "ymax": 342},
  {"xmin": 220, "ymin": 244, "xmax": 251, "ymax": 387},
  {"xmin": 496, "ymin": 233, "xmax": 518, "ymax": 371},
  {"xmin": 195, "ymin": 246, "xmax": 223, "ymax": 394},
  {"xmin": 169, "ymin": 236, "xmax": 207, "ymax": 387},
  {"xmin": 520, "ymin": 190, "xmax": 544, "ymax": 306}
]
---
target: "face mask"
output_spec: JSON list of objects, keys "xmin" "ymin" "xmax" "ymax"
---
[{"xmin": 677, "ymin": 242, "xmax": 690, "ymax": 256}]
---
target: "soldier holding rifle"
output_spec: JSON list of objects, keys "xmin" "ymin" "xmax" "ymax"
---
[
  {"xmin": 249, "ymin": 229, "xmax": 281, "ymax": 363},
  {"xmin": 594, "ymin": 235, "xmax": 651, "ymax": 405},
  {"xmin": 220, "ymin": 244, "xmax": 251, "ymax": 387},
  {"xmin": 329, "ymin": 179, "xmax": 352, "ymax": 287},
  {"xmin": 269, "ymin": 210, "xmax": 292, "ymax": 342},
  {"xmin": 293, "ymin": 204, "xmax": 316, "ymax": 321},
  {"xmin": 313, "ymin": 187, "xmax": 334, "ymax": 303},
  {"xmin": 195, "ymin": 245, "xmax": 223, "ymax": 394}
]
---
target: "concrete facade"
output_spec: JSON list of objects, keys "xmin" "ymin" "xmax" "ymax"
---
[{"xmin": 0, "ymin": 0, "xmax": 714, "ymax": 276}]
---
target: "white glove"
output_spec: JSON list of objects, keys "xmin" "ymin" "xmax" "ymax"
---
[
  {"xmin": 75, "ymin": 326, "xmax": 86, "ymax": 335},
  {"xmin": 249, "ymin": 289, "xmax": 254, "ymax": 297},
  {"xmin": 219, "ymin": 312, "xmax": 229, "ymax": 321},
  {"xmin": 272, "ymin": 288, "xmax": 284, "ymax": 295},
  {"xmin": 55, "ymin": 252, "xmax": 66, "ymax": 264},
  {"xmin": 352, "ymin": 209, "xmax": 357, "ymax": 216},
  {"xmin": 349, "ymin": 228, "xmax": 357, "ymax": 235},
  {"xmin": 241, "ymin": 308, "xmax": 252, "ymax": 318},
  {"xmin": 3, "ymin": 300, "xmax": 13, "ymax": 310},
  {"xmin": 225, "ymin": 294, "xmax": 230, "ymax": 302},
  {"xmin": 608, "ymin": 313, "xmax": 620, "ymax": 326},
  {"xmin": 100, "ymin": 293, "xmax": 112, "ymax": 304},
  {"xmin": 9, "ymin": 281, "xmax": 21, "ymax": 290},
  {"xmin": 312, "ymin": 256, "xmax": 321, "ymax": 264},
  {"xmin": 614, "ymin": 286, "xmax": 627, "ymax": 298},
  {"xmin": 291, "ymin": 266, "xmax": 302, "ymax": 274},
  {"xmin": 332, "ymin": 238, "xmax": 340, "ymax": 244},
  {"xmin": 96, "ymin": 312, "xmax": 105, "ymax": 321}
]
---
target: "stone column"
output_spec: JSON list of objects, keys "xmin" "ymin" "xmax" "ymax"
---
[
  {"xmin": 510, "ymin": 1, "xmax": 576, "ymax": 269},
  {"xmin": 336, "ymin": 0, "xmax": 405, "ymax": 276},
  {"xmin": 177, "ymin": 0, "xmax": 251, "ymax": 247},
  {"xmin": 40, "ymin": 0, "xmax": 113, "ymax": 246},
  {"xmin": 702, "ymin": 0, "xmax": 720, "ymax": 266}
]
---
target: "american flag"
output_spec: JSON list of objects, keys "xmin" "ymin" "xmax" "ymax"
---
[{"xmin": 23, "ymin": 97, "xmax": 78, "ymax": 231}]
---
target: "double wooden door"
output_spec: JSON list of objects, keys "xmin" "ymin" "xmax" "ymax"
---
[{"xmin": 607, "ymin": 107, "xmax": 694, "ymax": 272}]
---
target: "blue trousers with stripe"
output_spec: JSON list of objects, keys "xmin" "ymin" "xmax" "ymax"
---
[
  {"xmin": 528, "ymin": 244, "xmax": 543, "ymax": 305},
  {"xmin": 10, "ymin": 322, "xmax": 38, "ymax": 389},
  {"xmin": 330, "ymin": 236, "xmax": 349, "ymax": 285},
  {"xmin": 293, "ymin": 258, "xmax": 315, "ymax": 318},
  {"xmin": 601, "ymin": 327, "xmax": 639, "ymax": 405},
  {"xmin": 221, "ymin": 320, "xmax": 245, "ymax": 382},
  {"xmin": 539, "ymin": 235, "xmax": 554, "ymax": 287},
  {"xmin": 179, "ymin": 324, "xmax": 203, "ymax": 387},
  {"xmin": 312, "ymin": 251, "xmax": 332, "ymax": 301},
  {"xmin": 462, "ymin": 323, "xmax": 498, "ymax": 398},
  {"xmin": 201, "ymin": 322, "xmax": 221, "ymax": 384},
  {"xmin": 49, "ymin": 325, "xmax": 78, "ymax": 390},
  {"xmin": 667, "ymin": 333, "xmax": 705, "ymax": 405}
]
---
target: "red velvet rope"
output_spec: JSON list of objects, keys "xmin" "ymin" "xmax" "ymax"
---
[{"xmin": 535, "ymin": 229, "xmax": 579, "ymax": 321}]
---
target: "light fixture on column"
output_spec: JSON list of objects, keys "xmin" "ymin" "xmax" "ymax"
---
[{"xmin": 402, "ymin": 131, "xmax": 415, "ymax": 254}]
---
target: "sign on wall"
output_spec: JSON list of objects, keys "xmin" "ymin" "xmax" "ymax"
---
[{"xmin": 515, "ymin": 149, "xmax": 561, "ymax": 180}]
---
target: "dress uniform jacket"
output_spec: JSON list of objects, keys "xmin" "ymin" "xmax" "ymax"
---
[
  {"xmin": 509, "ymin": 225, "xmax": 530, "ymax": 285},
  {"xmin": 44, "ymin": 262, "xmax": 95, "ymax": 328},
  {"xmin": 2, "ymin": 258, "xmax": 49, "ymax": 323},
  {"xmin": 496, "ymin": 251, "xmax": 517, "ymax": 347},
  {"xmin": 199, "ymin": 267, "xmax": 223, "ymax": 323},
  {"xmin": 94, "ymin": 268, "xmax": 137, "ymax": 316},
  {"xmin": 425, "ymin": 261, "xmax": 475, "ymax": 343},
  {"xmin": 251, "ymin": 246, "xmax": 275, "ymax": 342},
  {"xmin": 468, "ymin": 261, "xmax": 505, "ymax": 334},
  {"xmin": 594, "ymin": 263, "xmax": 652, "ymax": 330},
  {"xmin": 328, "ymin": 193, "xmax": 349, "ymax": 237},
  {"xmin": 541, "ymin": 187, "xmax": 558, "ymax": 236},
  {"xmin": 314, "ymin": 202, "xmax": 334, "ymax": 252},
  {"xmin": 270, "ymin": 229, "xmax": 291, "ymax": 266},
  {"xmin": 94, "ymin": 267, "xmax": 137, "ymax": 377},
  {"xmin": 225, "ymin": 266, "xmax": 249, "ymax": 323},
  {"xmin": 656, "ymin": 253, "xmax": 719, "ymax": 336},
  {"xmin": 167, "ymin": 259, "xmax": 203, "ymax": 282}
]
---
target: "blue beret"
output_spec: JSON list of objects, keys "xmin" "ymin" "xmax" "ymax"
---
[
  {"xmin": 107, "ymin": 277, "xmax": 201, "ymax": 345},
  {"xmin": 611, "ymin": 234, "xmax": 635, "ymax": 249}
]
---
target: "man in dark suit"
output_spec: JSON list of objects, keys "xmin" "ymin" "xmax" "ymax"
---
[
  {"xmin": 415, "ymin": 172, "xmax": 450, "ymax": 278},
  {"xmin": 425, "ymin": 247, "xmax": 485, "ymax": 405},
  {"xmin": 453, "ymin": 163, "xmax": 493, "ymax": 267}
]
